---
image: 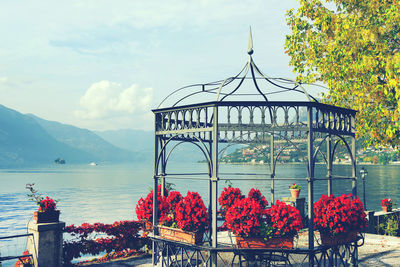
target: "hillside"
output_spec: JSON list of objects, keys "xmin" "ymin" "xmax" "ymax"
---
[
  {"xmin": 0, "ymin": 104, "xmax": 140, "ymax": 167},
  {"xmin": 0, "ymin": 105, "xmax": 94, "ymax": 167},
  {"xmin": 29, "ymin": 115, "xmax": 140, "ymax": 163}
]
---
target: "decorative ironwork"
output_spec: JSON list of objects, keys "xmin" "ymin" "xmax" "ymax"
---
[
  {"xmin": 151, "ymin": 29, "xmax": 360, "ymax": 266},
  {"xmin": 151, "ymin": 233, "xmax": 364, "ymax": 266},
  {"xmin": 0, "ymin": 233, "xmax": 34, "ymax": 265}
]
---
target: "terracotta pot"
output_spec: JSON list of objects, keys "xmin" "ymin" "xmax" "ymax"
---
[
  {"xmin": 143, "ymin": 221, "xmax": 153, "ymax": 231},
  {"xmin": 319, "ymin": 230, "xmax": 358, "ymax": 246},
  {"xmin": 290, "ymin": 189, "xmax": 300, "ymax": 199},
  {"xmin": 33, "ymin": 210, "xmax": 60, "ymax": 223},
  {"xmin": 236, "ymin": 235, "xmax": 294, "ymax": 249},
  {"xmin": 382, "ymin": 205, "xmax": 392, "ymax": 212},
  {"xmin": 159, "ymin": 225, "xmax": 204, "ymax": 245}
]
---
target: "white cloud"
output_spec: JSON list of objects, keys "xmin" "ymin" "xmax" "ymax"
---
[{"xmin": 75, "ymin": 80, "xmax": 153, "ymax": 119}]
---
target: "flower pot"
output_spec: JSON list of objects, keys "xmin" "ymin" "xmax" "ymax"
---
[
  {"xmin": 319, "ymin": 230, "xmax": 358, "ymax": 246},
  {"xmin": 382, "ymin": 205, "xmax": 392, "ymax": 212},
  {"xmin": 143, "ymin": 221, "xmax": 153, "ymax": 231},
  {"xmin": 159, "ymin": 225, "xmax": 204, "ymax": 245},
  {"xmin": 290, "ymin": 189, "xmax": 300, "ymax": 199},
  {"xmin": 33, "ymin": 210, "xmax": 60, "ymax": 223},
  {"xmin": 236, "ymin": 235, "xmax": 294, "ymax": 249}
]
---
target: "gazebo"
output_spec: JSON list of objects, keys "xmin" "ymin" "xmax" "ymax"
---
[{"xmin": 150, "ymin": 32, "xmax": 362, "ymax": 266}]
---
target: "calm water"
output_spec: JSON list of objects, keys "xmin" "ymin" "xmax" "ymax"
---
[{"xmin": 0, "ymin": 162, "xmax": 399, "ymax": 265}]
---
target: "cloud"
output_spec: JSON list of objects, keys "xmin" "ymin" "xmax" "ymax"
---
[{"xmin": 75, "ymin": 80, "xmax": 153, "ymax": 119}]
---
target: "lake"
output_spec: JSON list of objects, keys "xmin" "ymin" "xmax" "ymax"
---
[{"xmin": 0, "ymin": 162, "xmax": 399, "ymax": 265}]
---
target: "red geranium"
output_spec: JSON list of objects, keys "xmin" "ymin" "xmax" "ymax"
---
[
  {"xmin": 225, "ymin": 197, "xmax": 265, "ymax": 237},
  {"xmin": 175, "ymin": 191, "xmax": 208, "ymax": 232},
  {"xmin": 381, "ymin": 198, "xmax": 392, "ymax": 207},
  {"xmin": 265, "ymin": 200, "xmax": 303, "ymax": 237},
  {"xmin": 161, "ymin": 191, "xmax": 183, "ymax": 227},
  {"xmin": 135, "ymin": 185, "xmax": 170, "ymax": 223},
  {"xmin": 248, "ymin": 188, "xmax": 269, "ymax": 209},
  {"xmin": 218, "ymin": 187, "xmax": 244, "ymax": 212},
  {"xmin": 39, "ymin": 196, "xmax": 57, "ymax": 212},
  {"xmin": 313, "ymin": 194, "xmax": 367, "ymax": 236}
]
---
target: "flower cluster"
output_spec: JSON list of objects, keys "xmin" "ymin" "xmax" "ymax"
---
[
  {"xmin": 289, "ymin": 183, "xmax": 302, "ymax": 190},
  {"xmin": 248, "ymin": 188, "xmax": 269, "ymax": 209},
  {"xmin": 26, "ymin": 183, "xmax": 59, "ymax": 212},
  {"xmin": 225, "ymin": 197, "xmax": 265, "ymax": 237},
  {"xmin": 175, "ymin": 192, "xmax": 208, "ymax": 232},
  {"xmin": 265, "ymin": 200, "xmax": 303, "ymax": 237},
  {"xmin": 218, "ymin": 187, "xmax": 244, "ymax": 213},
  {"xmin": 381, "ymin": 198, "xmax": 393, "ymax": 207},
  {"xmin": 313, "ymin": 194, "xmax": 367, "ymax": 236},
  {"xmin": 38, "ymin": 196, "xmax": 57, "ymax": 212},
  {"xmin": 135, "ymin": 185, "xmax": 170, "ymax": 223},
  {"xmin": 162, "ymin": 191, "xmax": 183, "ymax": 227},
  {"xmin": 225, "ymin": 195, "xmax": 302, "ymax": 239},
  {"xmin": 63, "ymin": 220, "xmax": 149, "ymax": 265}
]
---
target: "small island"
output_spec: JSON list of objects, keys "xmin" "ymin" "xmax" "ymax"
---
[{"xmin": 54, "ymin": 158, "xmax": 66, "ymax": 164}]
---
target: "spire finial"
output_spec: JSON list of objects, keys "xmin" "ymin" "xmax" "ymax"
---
[{"xmin": 248, "ymin": 26, "xmax": 254, "ymax": 55}]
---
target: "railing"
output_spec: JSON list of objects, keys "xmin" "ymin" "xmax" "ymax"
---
[
  {"xmin": 0, "ymin": 233, "xmax": 34, "ymax": 265},
  {"xmin": 151, "ymin": 233, "xmax": 365, "ymax": 266}
]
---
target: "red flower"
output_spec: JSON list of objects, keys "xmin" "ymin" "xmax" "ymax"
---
[
  {"xmin": 38, "ymin": 196, "xmax": 57, "ymax": 212},
  {"xmin": 135, "ymin": 185, "xmax": 169, "ymax": 223},
  {"xmin": 218, "ymin": 187, "xmax": 244, "ymax": 212},
  {"xmin": 225, "ymin": 197, "xmax": 265, "ymax": 237},
  {"xmin": 381, "ymin": 198, "xmax": 392, "ymax": 207},
  {"xmin": 175, "ymin": 191, "xmax": 208, "ymax": 232},
  {"xmin": 248, "ymin": 188, "xmax": 269, "ymax": 209},
  {"xmin": 265, "ymin": 200, "xmax": 303, "ymax": 238},
  {"xmin": 313, "ymin": 194, "xmax": 367, "ymax": 236}
]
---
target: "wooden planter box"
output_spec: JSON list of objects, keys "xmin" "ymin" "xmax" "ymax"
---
[
  {"xmin": 34, "ymin": 210, "xmax": 60, "ymax": 223},
  {"xmin": 320, "ymin": 230, "xmax": 358, "ymax": 246},
  {"xmin": 159, "ymin": 225, "xmax": 204, "ymax": 245},
  {"xmin": 236, "ymin": 235, "xmax": 294, "ymax": 249}
]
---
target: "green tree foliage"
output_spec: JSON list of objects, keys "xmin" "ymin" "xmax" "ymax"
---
[{"xmin": 285, "ymin": 0, "xmax": 400, "ymax": 147}]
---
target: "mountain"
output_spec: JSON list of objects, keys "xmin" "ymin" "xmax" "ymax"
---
[
  {"xmin": 0, "ymin": 105, "xmax": 94, "ymax": 167},
  {"xmin": 95, "ymin": 129, "xmax": 240, "ymax": 163},
  {"xmin": 28, "ymin": 115, "xmax": 140, "ymax": 163},
  {"xmin": 0, "ymin": 104, "xmax": 141, "ymax": 167},
  {"xmin": 95, "ymin": 129, "xmax": 153, "ymax": 154}
]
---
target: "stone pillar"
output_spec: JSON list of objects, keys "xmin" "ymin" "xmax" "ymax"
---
[
  {"xmin": 27, "ymin": 221, "xmax": 65, "ymax": 267},
  {"xmin": 365, "ymin": 210, "xmax": 376, "ymax": 234}
]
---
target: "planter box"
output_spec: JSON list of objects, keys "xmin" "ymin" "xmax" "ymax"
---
[
  {"xmin": 320, "ymin": 230, "xmax": 358, "ymax": 246},
  {"xmin": 236, "ymin": 235, "xmax": 294, "ymax": 249},
  {"xmin": 159, "ymin": 225, "xmax": 204, "ymax": 245},
  {"xmin": 34, "ymin": 210, "xmax": 60, "ymax": 223}
]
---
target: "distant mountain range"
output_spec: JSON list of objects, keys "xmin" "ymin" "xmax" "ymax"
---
[
  {"xmin": 0, "ymin": 104, "xmax": 222, "ymax": 168},
  {"xmin": 0, "ymin": 104, "xmax": 147, "ymax": 168}
]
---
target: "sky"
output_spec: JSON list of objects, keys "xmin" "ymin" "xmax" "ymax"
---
[{"xmin": 0, "ymin": 0, "xmax": 302, "ymax": 131}]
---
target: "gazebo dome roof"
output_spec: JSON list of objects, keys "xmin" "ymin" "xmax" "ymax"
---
[{"xmin": 157, "ymin": 30, "xmax": 323, "ymax": 109}]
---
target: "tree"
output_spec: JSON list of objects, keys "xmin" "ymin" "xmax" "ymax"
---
[{"xmin": 285, "ymin": 0, "xmax": 400, "ymax": 147}]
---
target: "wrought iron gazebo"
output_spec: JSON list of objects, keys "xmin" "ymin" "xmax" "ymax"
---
[{"xmin": 150, "ymin": 32, "xmax": 362, "ymax": 266}]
